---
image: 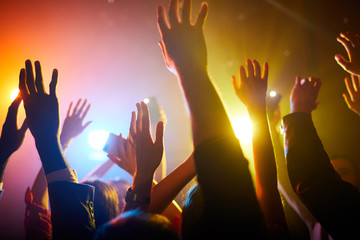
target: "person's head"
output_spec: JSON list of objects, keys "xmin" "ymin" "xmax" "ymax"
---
[
  {"xmin": 330, "ymin": 155, "xmax": 358, "ymax": 188},
  {"xmin": 94, "ymin": 209, "xmax": 179, "ymax": 240},
  {"xmin": 181, "ymin": 184, "xmax": 204, "ymax": 239},
  {"xmin": 83, "ymin": 179, "xmax": 120, "ymax": 228},
  {"xmin": 107, "ymin": 178, "xmax": 131, "ymax": 213}
]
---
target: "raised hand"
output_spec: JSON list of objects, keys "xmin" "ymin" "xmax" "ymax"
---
[
  {"xmin": 0, "ymin": 96, "xmax": 28, "ymax": 158},
  {"xmin": 335, "ymin": 32, "xmax": 360, "ymax": 75},
  {"xmin": 290, "ymin": 76, "xmax": 321, "ymax": 115},
  {"xmin": 60, "ymin": 99, "xmax": 92, "ymax": 150},
  {"xmin": 343, "ymin": 75, "xmax": 360, "ymax": 115},
  {"xmin": 157, "ymin": 0, "xmax": 208, "ymax": 75},
  {"xmin": 134, "ymin": 102, "xmax": 164, "ymax": 177},
  {"xmin": 232, "ymin": 59, "xmax": 269, "ymax": 115},
  {"xmin": 19, "ymin": 60, "xmax": 59, "ymax": 142}
]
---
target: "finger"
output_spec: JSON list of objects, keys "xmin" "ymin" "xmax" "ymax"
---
[
  {"xmin": 253, "ymin": 60, "xmax": 261, "ymax": 78},
  {"xmin": 80, "ymin": 103, "xmax": 91, "ymax": 120},
  {"xmin": 50, "ymin": 69, "xmax": 58, "ymax": 96},
  {"xmin": 141, "ymin": 101, "xmax": 150, "ymax": 136},
  {"xmin": 182, "ymin": 0, "xmax": 191, "ymax": 24},
  {"xmin": 66, "ymin": 102, "xmax": 73, "ymax": 117},
  {"xmin": 337, "ymin": 36, "xmax": 353, "ymax": 55},
  {"xmin": 345, "ymin": 76, "xmax": 356, "ymax": 98},
  {"xmin": 19, "ymin": 118, "xmax": 28, "ymax": 135},
  {"xmin": 351, "ymin": 74, "xmax": 360, "ymax": 92},
  {"xmin": 262, "ymin": 62, "xmax": 269, "ymax": 81},
  {"xmin": 169, "ymin": 0, "xmax": 180, "ymax": 27},
  {"xmin": 313, "ymin": 78, "xmax": 321, "ymax": 96},
  {"xmin": 343, "ymin": 92, "xmax": 353, "ymax": 109},
  {"xmin": 118, "ymin": 135, "xmax": 126, "ymax": 159},
  {"xmin": 232, "ymin": 75, "xmax": 240, "ymax": 93},
  {"xmin": 194, "ymin": 2, "xmax": 208, "ymax": 29},
  {"xmin": 157, "ymin": 5, "xmax": 170, "ymax": 34},
  {"xmin": 81, "ymin": 121, "xmax": 92, "ymax": 131},
  {"xmin": 136, "ymin": 103, "xmax": 142, "ymax": 134},
  {"xmin": 19, "ymin": 68, "xmax": 29, "ymax": 98},
  {"xmin": 73, "ymin": 99, "xmax": 82, "ymax": 115},
  {"xmin": 154, "ymin": 121, "xmax": 164, "ymax": 148},
  {"xmin": 342, "ymin": 32, "xmax": 360, "ymax": 48},
  {"xmin": 129, "ymin": 111, "xmax": 136, "ymax": 143},
  {"xmin": 246, "ymin": 59, "xmax": 254, "ymax": 78},
  {"xmin": 34, "ymin": 61, "xmax": 45, "ymax": 94},
  {"xmin": 295, "ymin": 76, "xmax": 301, "ymax": 86},
  {"xmin": 239, "ymin": 65, "xmax": 247, "ymax": 83},
  {"xmin": 77, "ymin": 99, "xmax": 88, "ymax": 116},
  {"xmin": 25, "ymin": 60, "xmax": 36, "ymax": 94},
  {"xmin": 335, "ymin": 54, "xmax": 351, "ymax": 71}
]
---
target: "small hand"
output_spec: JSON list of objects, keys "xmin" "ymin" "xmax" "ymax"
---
[
  {"xmin": 134, "ymin": 102, "xmax": 164, "ymax": 177},
  {"xmin": 232, "ymin": 59, "xmax": 269, "ymax": 115},
  {"xmin": 335, "ymin": 31, "xmax": 360, "ymax": 75},
  {"xmin": 19, "ymin": 60, "xmax": 59, "ymax": 142},
  {"xmin": 343, "ymin": 74, "xmax": 360, "ymax": 115},
  {"xmin": 157, "ymin": 0, "xmax": 208, "ymax": 75},
  {"xmin": 0, "ymin": 96, "xmax": 28, "ymax": 158},
  {"xmin": 60, "ymin": 99, "xmax": 92, "ymax": 148},
  {"xmin": 290, "ymin": 76, "xmax": 321, "ymax": 115}
]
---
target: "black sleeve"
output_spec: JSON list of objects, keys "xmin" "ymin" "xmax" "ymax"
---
[
  {"xmin": 194, "ymin": 134, "xmax": 267, "ymax": 239},
  {"xmin": 283, "ymin": 112, "xmax": 360, "ymax": 239},
  {"xmin": 48, "ymin": 181, "xmax": 96, "ymax": 240}
]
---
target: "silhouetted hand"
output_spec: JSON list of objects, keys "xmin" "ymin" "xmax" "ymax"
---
[
  {"xmin": 290, "ymin": 76, "xmax": 321, "ymax": 115},
  {"xmin": 335, "ymin": 31, "xmax": 360, "ymax": 75},
  {"xmin": 19, "ymin": 60, "xmax": 59, "ymax": 142},
  {"xmin": 134, "ymin": 102, "xmax": 164, "ymax": 177},
  {"xmin": 157, "ymin": 0, "xmax": 208, "ymax": 75},
  {"xmin": 60, "ymin": 99, "xmax": 92, "ymax": 149},
  {"xmin": 232, "ymin": 59, "xmax": 269, "ymax": 116},
  {"xmin": 343, "ymin": 74, "xmax": 360, "ymax": 115},
  {"xmin": 0, "ymin": 96, "xmax": 28, "ymax": 158}
]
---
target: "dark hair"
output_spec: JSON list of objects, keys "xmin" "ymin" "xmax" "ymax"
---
[
  {"xmin": 181, "ymin": 184, "xmax": 204, "ymax": 239},
  {"xmin": 94, "ymin": 209, "xmax": 179, "ymax": 240},
  {"xmin": 83, "ymin": 180, "xmax": 120, "ymax": 228}
]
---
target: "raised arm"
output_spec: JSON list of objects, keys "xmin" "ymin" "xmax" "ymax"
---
[
  {"xmin": 0, "ymin": 95, "xmax": 28, "ymax": 194},
  {"xmin": 335, "ymin": 31, "xmax": 360, "ymax": 75},
  {"xmin": 232, "ymin": 60, "xmax": 289, "ymax": 238},
  {"xmin": 19, "ymin": 60, "xmax": 95, "ymax": 239}
]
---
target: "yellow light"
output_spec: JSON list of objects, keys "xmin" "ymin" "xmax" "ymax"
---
[
  {"xmin": 231, "ymin": 115, "xmax": 253, "ymax": 144},
  {"xmin": 11, "ymin": 88, "xmax": 20, "ymax": 101},
  {"xmin": 269, "ymin": 90, "xmax": 277, "ymax": 97}
]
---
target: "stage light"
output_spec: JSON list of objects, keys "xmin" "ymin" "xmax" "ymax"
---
[
  {"xmin": 11, "ymin": 88, "xmax": 20, "ymax": 101},
  {"xmin": 231, "ymin": 116, "xmax": 253, "ymax": 144},
  {"xmin": 269, "ymin": 90, "xmax": 277, "ymax": 97},
  {"xmin": 88, "ymin": 130, "xmax": 110, "ymax": 150},
  {"xmin": 143, "ymin": 98, "xmax": 150, "ymax": 104}
]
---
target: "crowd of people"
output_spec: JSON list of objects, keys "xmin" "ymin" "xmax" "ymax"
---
[{"xmin": 0, "ymin": 0, "xmax": 359, "ymax": 239}]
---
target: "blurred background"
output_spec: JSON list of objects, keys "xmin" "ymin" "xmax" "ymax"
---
[{"xmin": 0, "ymin": 0, "xmax": 359, "ymax": 238}]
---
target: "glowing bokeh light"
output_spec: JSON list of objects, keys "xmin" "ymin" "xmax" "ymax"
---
[
  {"xmin": 143, "ymin": 97, "xmax": 150, "ymax": 104},
  {"xmin": 269, "ymin": 90, "xmax": 277, "ymax": 97},
  {"xmin": 88, "ymin": 130, "xmax": 110, "ymax": 150},
  {"xmin": 231, "ymin": 115, "xmax": 253, "ymax": 144},
  {"xmin": 11, "ymin": 88, "xmax": 20, "ymax": 101}
]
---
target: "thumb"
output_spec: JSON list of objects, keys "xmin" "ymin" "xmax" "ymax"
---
[
  {"xmin": 19, "ymin": 118, "xmax": 28, "ymax": 136},
  {"xmin": 343, "ymin": 92, "xmax": 353, "ymax": 109},
  {"xmin": 335, "ymin": 54, "xmax": 351, "ymax": 71}
]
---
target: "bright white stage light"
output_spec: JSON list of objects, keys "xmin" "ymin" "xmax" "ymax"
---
[
  {"xmin": 269, "ymin": 90, "xmax": 277, "ymax": 97},
  {"xmin": 232, "ymin": 116, "xmax": 253, "ymax": 144},
  {"xmin": 88, "ymin": 130, "xmax": 110, "ymax": 150},
  {"xmin": 11, "ymin": 88, "xmax": 20, "ymax": 101},
  {"xmin": 143, "ymin": 98, "xmax": 150, "ymax": 104}
]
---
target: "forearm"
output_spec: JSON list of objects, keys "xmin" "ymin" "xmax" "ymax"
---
[
  {"xmin": 82, "ymin": 159, "xmax": 115, "ymax": 182},
  {"xmin": 31, "ymin": 168, "xmax": 49, "ymax": 209},
  {"xmin": 178, "ymin": 69, "xmax": 234, "ymax": 147},
  {"xmin": 124, "ymin": 173, "xmax": 154, "ymax": 212},
  {"xmin": 0, "ymin": 152, "xmax": 10, "ymax": 182},
  {"xmin": 149, "ymin": 153, "xmax": 196, "ymax": 214},
  {"xmin": 35, "ymin": 137, "xmax": 69, "ymax": 176}
]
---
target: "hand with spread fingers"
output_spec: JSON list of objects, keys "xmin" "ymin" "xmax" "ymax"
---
[
  {"xmin": 157, "ymin": 0, "xmax": 208, "ymax": 75},
  {"xmin": 232, "ymin": 59, "xmax": 269, "ymax": 116},
  {"xmin": 335, "ymin": 31, "xmax": 360, "ymax": 75},
  {"xmin": 60, "ymin": 99, "xmax": 92, "ymax": 150},
  {"xmin": 19, "ymin": 60, "xmax": 60, "ymax": 142},
  {"xmin": 290, "ymin": 76, "xmax": 321, "ymax": 115},
  {"xmin": 343, "ymin": 74, "xmax": 360, "ymax": 115}
]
